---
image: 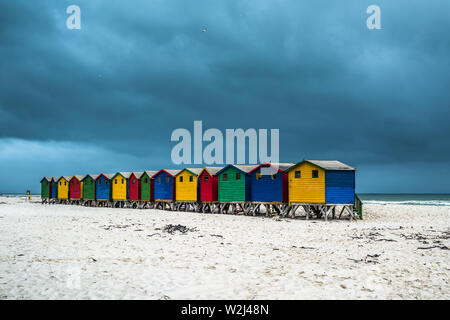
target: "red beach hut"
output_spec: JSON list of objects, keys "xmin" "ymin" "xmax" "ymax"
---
[
  {"xmin": 69, "ymin": 175, "xmax": 84, "ymax": 200},
  {"xmin": 127, "ymin": 172, "xmax": 140, "ymax": 201},
  {"xmin": 198, "ymin": 167, "xmax": 223, "ymax": 202}
]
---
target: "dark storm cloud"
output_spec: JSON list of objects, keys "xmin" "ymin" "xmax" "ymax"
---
[{"xmin": 1, "ymin": 0, "xmax": 449, "ymax": 192}]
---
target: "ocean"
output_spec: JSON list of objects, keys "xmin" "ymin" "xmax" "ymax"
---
[{"xmin": 358, "ymin": 194, "xmax": 450, "ymax": 206}]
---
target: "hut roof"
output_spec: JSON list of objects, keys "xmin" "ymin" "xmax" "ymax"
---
[
  {"xmin": 82, "ymin": 174, "xmax": 99, "ymax": 181},
  {"xmin": 70, "ymin": 175, "xmax": 85, "ymax": 181},
  {"xmin": 176, "ymin": 168, "xmax": 203, "ymax": 176},
  {"xmin": 134, "ymin": 170, "xmax": 158, "ymax": 179},
  {"xmin": 113, "ymin": 172, "xmax": 133, "ymax": 179},
  {"xmin": 199, "ymin": 166, "xmax": 224, "ymax": 176},
  {"xmin": 286, "ymin": 160, "xmax": 356, "ymax": 172},
  {"xmin": 97, "ymin": 173, "xmax": 115, "ymax": 180},
  {"xmin": 249, "ymin": 162, "xmax": 295, "ymax": 174},
  {"xmin": 52, "ymin": 176, "xmax": 60, "ymax": 182},
  {"xmin": 40, "ymin": 177, "xmax": 52, "ymax": 182},
  {"xmin": 153, "ymin": 169, "xmax": 182, "ymax": 178},
  {"xmin": 217, "ymin": 164, "xmax": 259, "ymax": 175},
  {"xmin": 58, "ymin": 176, "xmax": 70, "ymax": 181}
]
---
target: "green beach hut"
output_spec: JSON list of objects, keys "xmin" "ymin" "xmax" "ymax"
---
[
  {"xmin": 40, "ymin": 177, "xmax": 51, "ymax": 199},
  {"xmin": 216, "ymin": 165, "xmax": 258, "ymax": 202},
  {"xmin": 82, "ymin": 174, "xmax": 98, "ymax": 200},
  {"xmin": 137, "ymin": 171, "xmax": 157, "ymax": 201}
]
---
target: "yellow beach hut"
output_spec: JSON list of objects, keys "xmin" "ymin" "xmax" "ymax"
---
[
  {"xmin": 175, "ymin": 168, "xmax": 202, "ymax": 202},
  {"xmin": 111, "ymin": 172, "xmax": 132, "ymax": 200},
  {"xmin": 286, "ymin": 160, "xmax": 356, "ymax": 204},
  {"xmin": 57, "ymin": 176, "xmax": 70, "ymax": 199}
]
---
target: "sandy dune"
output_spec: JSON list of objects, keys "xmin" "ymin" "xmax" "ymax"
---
[{"xmin": 0, "ymin": 196, "xmax": 449, "ymax": 299}]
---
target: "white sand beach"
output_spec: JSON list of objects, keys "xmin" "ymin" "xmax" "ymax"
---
[{"xmin": 0, "ymin": 195, "xmax": 449, "ymax": 300}]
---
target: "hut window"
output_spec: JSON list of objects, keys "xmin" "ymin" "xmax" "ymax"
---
[
  {"xmin": 295, "ymin": 171, "xmax": 301, "ymax": 179},
  {"xmin": 271, "ymin": 173, "xmax": 277, "ymax": 180},
  {"xmin": 179, "ymin": 176, "xmax": 183, "ymax": 182},
  {"xmin": 105, "ymin": 180, "xmax": 108, "ymax": 184},
  {"xmin": 189, "ymin": 176, "xmax": 193, "ymax": 182},
  {"xmin": 166, "ymin": 177, "xmax": 170, "ymax": 183},
  {"xmin": 158, "ymin": 177, "xmax": 161, "ymax": 183},
  {"xmin": 60, "ymin": 182, "xmax": 62, "ymax": 186},
  {"xmin": 98, "ymin": 180, "xmax": 101, "ymax": 184},
  {"xmin": 236, "ymin": 173, "xmax": 240, "ymax": 180},
  {"xmin": 223, "ymin": 174, "xmax": 227, "ymax": 181},
  {"xmin": 115, "ymin": 180, "xmax": 117, "ymax": 184},
  {"xmin": 256, "ymin": 173, "xmax": 262, "ymax": 180},
  {"xmin": 144, "ymin": 178, "xmax": 148, "ymax": 183},
  {"xmin": 132, "ymin": 179, "xmax": 135, "ymax": 184},
  {"xmin": 121, "ymin": 179, "xmax": 124, "ymax": 184},
  {"xmin": 312, "ymin": 170, "xmax": 319, "ymax": 178},
  {"xmin": 64, "ymin": 181, "xmax": 67, "ymax": 186},
  {"xmin": 204, "ymin": 176, "xmax": 209, "ymax": 182}
]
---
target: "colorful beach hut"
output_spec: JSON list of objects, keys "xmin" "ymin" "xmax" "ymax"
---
[
  {"xmin": 50, "ymin": 177, "xmax": 58, "ymax": 199},
  {"xmin": 152, "ymin": 169, "xmax": 181, "ymax": 201},
  {"xmin": 248, "ymin": 163, "xmax": 295, "ymax": 203},
  {"xmin": 137, "ymin": 171, "xmax": 157, "ymax": 201},
  {"xmin": 198, "ymin": 167, "xmax": 223, "ymax": 202},
  {"xmin": 95, "ymin": 174, "xmax": 114, "ymax": 200},
  {"xmin": 127, "ymin": 172, "xmax": 140, "ymax": 201},
  {"xmin": 111, "ymin": 172, "xmax": 132, "ymax": 201},
  {"xmin": 216, "ymin": 165, "xmax": 258, "ymax": 202},
  {"xmin": 175, "ymin": 168, "xmax": 202, "ymax": 202},
  {"xmin": 40, "ymin": 177, "xmax": 51, "ymax": 199},
  {"xmin": 57, "ymin": 176, "xmax": 70, "ymax": 199},
  {"xmin": 69, "ymin": 175, "xmax": 84, "ymax": 200},
  {"xmin": 286, "ymin": 160, "xmax": 356, "ymax": 204},
  {"xmin": 82, "ymin": 174, "xmax": 98, "ymax": 200}
]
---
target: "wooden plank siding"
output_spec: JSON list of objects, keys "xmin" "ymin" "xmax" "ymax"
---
[
  {"xmin": 40, "ymin": 178, "xmax": 50, "ymax": 198},
  {"xmin": 218, "ymin": 166, "xmax": 249, "ymax": 202},
  {"xmin": 153, "ymin": 170, "xmax": 176, "ymax": 201},
  {"xmin": 288, "ymin": 162, "xmax": 325, "ymax": 203},
  {"xmin": 325, "ymin": 170, "xmax": 355, "ymax": 204},
  {"xmin": 57, "ymin": 177, "xmax": 69, "ymax": 199},
  {"xmin": 111, "ymin": 173, "xmax": 127, "ymax": 200},
  {"xmin": 82, "ymin": 175, "xmax": 96, "ymax": 200},
  {"xmin": 175, "ymin": 169, "xmax": 199, "ymax": 202},
  {"xmin": 95, "ymin": 174, "xmax": 112, "ymax": 200},
  {"xmin": 139, "ymin": 172, "xmax": 153, "ymax": 201}
]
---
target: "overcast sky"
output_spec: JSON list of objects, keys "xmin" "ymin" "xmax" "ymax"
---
[{"xmin": 1, "ymin": 0, "xmax": 449, "ymax": 193}]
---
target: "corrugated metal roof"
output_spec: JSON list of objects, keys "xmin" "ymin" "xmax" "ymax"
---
[
  {"xmin": 52, "ymin": 176, "xmax": 60, "ymax": 182},
  {"xmin": 306, "ymin": 160, "xmax": 355, "ymax": 171},
  {"xmin": 200, "ymin": 166, "xmax": 224, "ymax": 176},
  {"xmin": 179, "ymin": 168, "xmax": 203, "ymax": 176},
  {"xmin": 255, "ymin": 162, "xmax": 296, "ymax": 172},
  {"xmin": 115, "ymin": 172, "xmax": 133, "ymax": 179},
  {"xmin": 71, "ymin": 175, "xmax": 85, "ymax": 181},
  {"xmin": 98, "ymin": 173, "xmax": 115, "ymax": 180},
  {"xmin": 164, "ymin": 169, "xmax": 182, "ymax": 177},
  {"xmin": 144, "ymin": 170, "xmax": 158, "ymax": 177},
  {"xmin": 234, "ymin": 164, "xmax": 260, "ymax": 173},
  {"xmin": 83, "ymin": 174, "xmax": 99, "ymax": 181}
]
